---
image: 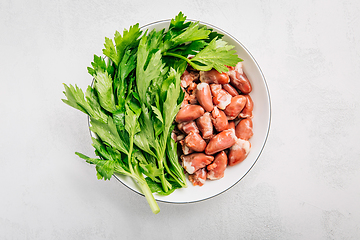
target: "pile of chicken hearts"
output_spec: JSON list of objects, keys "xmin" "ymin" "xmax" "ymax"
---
[{"xmin": 173, "ymin": 62, "xmax": 254, "ymax": 186}]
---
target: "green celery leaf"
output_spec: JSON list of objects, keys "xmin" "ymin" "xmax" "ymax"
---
[
  {"xmin": 189, "ymin": 38, "xmax": 243, "ymax": 72},
  {"xmin": 113, "ymin": 24, "xmax": 142, "ymax": 65},
  {"xmin": 93, "ymin": 69, "xmax": 117, "ymax": 113},
  {"xmin": 106, "ymin": 145, "xmax": 130, "ymax": 172},
  {"xmin": 128, "ymin": 95, "xmax": 141, "ymax": 115},
  {"xmin": 162, "ymin": 21, "xmax": 211, "ymax": 52},
  {"xmin": 89, "ymin": 116, "xmax": 129, "ymax": 154},
  {"xmin": 113, "ymin": 48, "xmax": 137, "ymax": 131},
  {"xmin": 145, "ymin": 177, "xmax": 176, "ymax": 196},
  {"xmin": 139, "ymin": 104, "xmax": 157, "ymax": 145},
  {"xmin": 136, "ymin": 34, "xmax": 165, "ymax": 104},
  {"xmin": 84, "ymin": 86, "xmax": 108, "ymax": 122},
  {"xmin": 102, "ymin": 24, "xmax": 142, "ymax": 66},
  {"xmin": 162, "ymin": 69, "xmax": 181, "ymax": 134},
  {"xmin": 112, "ymin": 110, "xmax": 125, "ymax": 132},
  {"xmin": 87, "ymin": 55, "xmax": 115, "ymax": 77},
  {"xmin": 75, "ymin": 152, "xmax": 117, "ymax": 180},
  {"xmin": 125, "ymin": 104, "xmax": 141, "ymax": 137},
  {"xmin": 166, "ymin": 134, "xmax": 187, "ymax": 187},
  {"xmin": 140, "ymin": 162, "xmax": 163, "ymax": 182},
  {"xmin": 103, "ymin": 37, "xmax": 117, "ymax": 65},
  {"xmin": 180, "ymin": 40, "xmax": 208, "ymax": 56},
  {"xmin": 164, "ymin": 12, "xmax": 190, "ymax": 42},
  {"xmin": 62, "ymin": 84, "xmax": 88, "ymax": 114},
  {"xmin": 206, "ymin": 29, "xmax": 224, "ymax": 43},
  {"xmin": 151, "ymin": 105, "xmax": 164, "ymax": 124},
  {"xmin": 150, "ymin": 105, "xmax": 164, "ymax": 137},
  {"xmin": 91, "ymin": 137, "xmax": 111, "ymax": 159},
  {"xmin": 62, "ymin": 84, "xmax": 108, "ymax": 123},
  {"xmin": 146, "ymin": 29, "xmax": 165, "ymax": 55},
  {"xmin": 133, "ymin": 128, "xmax": 156, "ymax": 157},
  {"xmin": 133, "ymin": 150, "xmax": 160, "ymax": 181},
  {"xmin": 159, "ymin": 68, "xmax": 175, "ymax": 103},
  {"xmin": 169, "ymin": 11, "xmax": 188, "ymax": 29},
  {"xmin": 120, "ymin": 53, "xmax": 136, "ymax": 81},
  {"xmin": 87, "ymin": 55, "xmax": 106, "ymax": 76}
]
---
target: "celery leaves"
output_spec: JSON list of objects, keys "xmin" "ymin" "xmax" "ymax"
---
[
  {"xmin": 189, "ymin": 38, "xmax": 242, "ymax": 72},
  {"xmin": 62, "ymin": 11, "xmax": 243, "ymax": 214},
  {"xmin": 103, "ymin": 24, "xmax": 142, "ymax": 66}
]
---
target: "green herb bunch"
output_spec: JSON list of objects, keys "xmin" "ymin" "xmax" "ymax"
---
[{"xmin": 62, "ymin": 12, "xmax": 242, "ymax": 214}]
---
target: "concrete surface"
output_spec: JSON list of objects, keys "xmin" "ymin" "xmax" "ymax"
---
[{"xmin": 1, "ymin": 0, "xmax": 360, "ymax": 239}]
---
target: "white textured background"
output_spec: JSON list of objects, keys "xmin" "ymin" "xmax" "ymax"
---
[{"xmin": 1, "ymin": 0, "xmax": 360, "ymax": 239}]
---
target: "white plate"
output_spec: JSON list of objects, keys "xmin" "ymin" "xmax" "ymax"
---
[{"xmin": 99, "ymin": 19, "xmax": 271, "ymax": 204}]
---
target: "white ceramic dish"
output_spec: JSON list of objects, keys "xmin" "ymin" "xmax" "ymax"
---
[{"xmin": 97, "ymin": 19, "xmax": 271, "ymax": 204}]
